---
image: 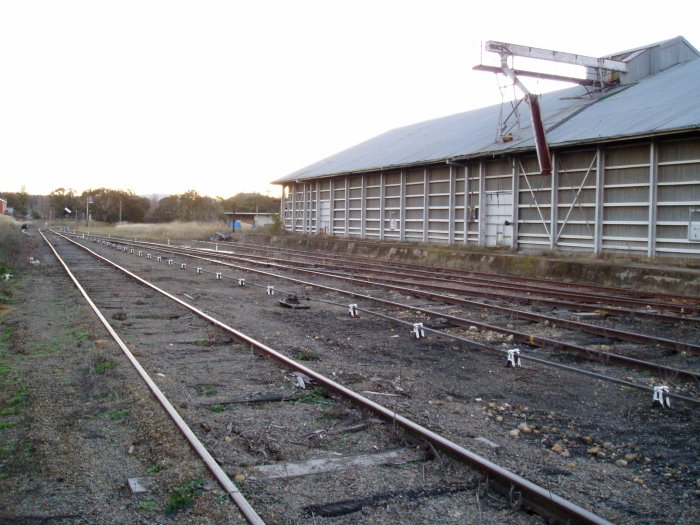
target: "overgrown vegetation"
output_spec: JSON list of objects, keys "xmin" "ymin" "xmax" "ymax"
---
[
  {"xmin": 0, "ymin": 385, "xmax": 27, "ymax": 416},
  {"xmin": 165, "ymin": 479, "xmax": 204, "ymax": 514},
  {"xmin": 103, "ymin": 221, "xmax": 224, "ymax": 241},
  {"xmin": 137, "ymin": 499, "xmax": 157, "ymax": 511},
  {"xmin": 196, "ymin": 385, "xmax": 217, "ymax": 397},
  {"xmin": 294, "ymin": 387, "xmax": 332, "ymax": 405},
  {"xmin": 94, "ymin": 359, "xmax": 118, "ymax": 375},
  {"xmin": 98, "ymin": 408, "xmax": 130, "ymax": 421},
  {"xmin": 294, "ymin": 349, "xmax": 318, "ymax": 361}
]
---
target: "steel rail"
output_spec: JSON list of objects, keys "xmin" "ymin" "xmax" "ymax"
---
[
  {"xmin": 89, "ymin": 236, "xmax": 700, "ymax": 384},
  {"xmin": 259, "ymin": 255, "xmax": 699, "ymax": 315},
  {"xmin": 83, "ymin": 238, "xmax": 700, "ymax": 348},
  {"xmin": 106, "ymin": 234, "xmax": 700, "ymax": 313},
  {"xmin": 52, "ymin": 231, "xmax": 614, "ymax": 525},
  {"xmin": 296, "ymin": 265, "xmax": 700, "ymax": 325},
  {"xmin": 90, "ymin": 237, "xmax": 700, "ymax": 405},
  {"xmin": 225, "ymin": 273, "xmax": 700, "ymax": 405},
  {"xmin": 306, "ymin": 270, "xmax": 700, "ymax": 355},
  {"xmin": 40, "ymin": 231, "xmax": 266, "ymax": 525},
  {"xmin": 104, "ymin": 234, "xmax": 699, "ymax": 308},
  {"xmin": 203, "ymin": 238, "xmax": 700, "ymax": 308}
]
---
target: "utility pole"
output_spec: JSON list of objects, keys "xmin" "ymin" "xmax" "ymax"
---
[{"xmin": 86, "ymin": 195, "xmax": 93, "ymax": 226}]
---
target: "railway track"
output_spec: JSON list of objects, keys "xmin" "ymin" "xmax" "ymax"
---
[
  {"xmin": 196, "ymin": 239, "xmax": 700, "ymax": 314},
  {"xmin": 41, "ymin": 229, "xmax": 693, "ymax": 523},
  {"xmin": 82, "ymin": 234, "xmax": 700, "ymax": 392},
  {"xmin": 43, "ymin": 230, "xmax": 624, "ymax": 524}
]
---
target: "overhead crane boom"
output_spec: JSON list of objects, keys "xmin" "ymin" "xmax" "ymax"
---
[{"xmin": 478, "ymin": 40, "xmax": 627, "ymax": 176}]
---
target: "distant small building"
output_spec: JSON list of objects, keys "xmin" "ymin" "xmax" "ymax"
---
[
  {"xmin": 0, "ymin": 198, "xmax": 6, "ymax": 214},
  {"xmin": 224, "ymin": 212, "xmax": 276, "ymax": 230}
]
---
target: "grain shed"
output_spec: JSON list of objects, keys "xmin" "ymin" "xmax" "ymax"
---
[{"xmin": 274, "ymin": 37, "xmax": 700, "ymax": 257}]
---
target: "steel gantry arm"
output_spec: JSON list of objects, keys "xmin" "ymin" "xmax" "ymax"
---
[
  {"xmin": 480, "ymin": 40, "xmax": 628, "ymax": 177},
  {"xmin": 498, "ymin": 58, "xmax": 552, "ymax": 176}
]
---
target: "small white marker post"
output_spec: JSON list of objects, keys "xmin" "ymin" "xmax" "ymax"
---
[
  {"xmin": 507, "ymin": 348, "xmax": 521, "ymax": 368},
  {"xmin": 652, "ymin": 386, "xmax": 671, "ymax": 408},
  {"xmin": 267, "ymin": 285, "xmax": 275, "ymax": 296},
  {"xmin": 238, "ymin": 278, "xmax": 246, "ymax": 286},
  {"xmin": 349, "ymin": 304, "xmax": 358, "ymax": 317},
  {"xmin": 412, "ymin": 323, "xmax": 425, "ymax": 339}
]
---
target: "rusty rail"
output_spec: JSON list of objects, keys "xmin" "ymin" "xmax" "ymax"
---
[{"xmin": 50, "ymin": 230, "xmax": 614, "ymax": 525}]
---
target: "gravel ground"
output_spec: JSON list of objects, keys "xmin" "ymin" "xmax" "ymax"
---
[{"xmin": 1, "ymin": 228, "xmax": 699, "ymax": 524}]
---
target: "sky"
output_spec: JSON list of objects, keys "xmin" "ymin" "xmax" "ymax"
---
[{"xmin": 1, "ymin": 1, "xmax": 697, "ymax": 199}]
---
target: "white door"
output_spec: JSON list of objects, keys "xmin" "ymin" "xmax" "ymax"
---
[
  {"xmin": 319, "ymin": 200, "xmax": 331, "ymax": 234},
  {"xmin": 484, "ymin": 192, "xmax": 513, "ymax": 247}
]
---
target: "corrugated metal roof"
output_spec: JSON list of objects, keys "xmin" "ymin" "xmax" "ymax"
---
[{"xmin": 275, "ymin": 41, "xmax": 700, "ymax": 184}]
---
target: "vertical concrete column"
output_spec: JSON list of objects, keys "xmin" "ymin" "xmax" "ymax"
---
[
  {"xmin": 290, "ymin": 183, "xmax": 297, "ymax": 232},
  {"xmin": 423, "ymin": 168, "xmax": 429, "ymax": 242},
  {"xmin": 648, "ymin": 142, "xmax": 658, "ymax": 257},
  {"xmin": 463, "ymin": 166, "xmax": 469, "ymax": 244},
  {"xmin": 344, "ymin": 176, "xmax": 350, "ymax": 237},
  {"xmin": 379, "ymin": 172, "xmax": 385, "ymax": 240},
  {"xmin": 448, "ymin": 165, "xmax": 456, "ymax": 245},
  {"xmin": 360, "ymin": 175, "xmax": 367, "ymax": 239},
  {"xmin": 511, "ymin": 158, "xmax": 519, "ymax": 249},
  {"xmin": 301, "ymin": 182, "xmax": 309, "ymax": 233},
  {"xmin": 315, "ymin": 180, "xmax": 320, "ymax": 234},
  {"xmin": 478, "ymin": 161, "xmax": 486, "ymax": 246},
  {"xmin": 550, "ymin": 152, "xmax": 559, "ymax": 249},
  {"xmin": 329, "ymin": 177, "xmax": 335, "ymax": 237},
  {"xmin": 594, "ymin": 148, "xmax": 605, "ymax": 255},
  {"xmin": 399, "ymin": 169, "xmax": 406, "ymax": 241}
]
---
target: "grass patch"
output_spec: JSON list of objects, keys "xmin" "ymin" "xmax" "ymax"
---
[
  {"xmin": 27, "ymin": 340, "xmax": 61, "ymax": 356},
  {"xmin": 0, "ymin": 327, "xmax": 11, "ymax": 375},
  {"xmin": 165, "ymin": 479, "xmax": 204, "ymax": 514},
  {"xmin": 0, "ymin": 385, "xmax": 27, "ymax": 416},
  {"xmin": 85, "ymin": 221, "xmax": 225, "ymax": 242},
  {"xmin": 98, "ymin": 408, "xmax": 130, "ymax": 421},
  {"xmin": 294, "ymin": 349, "xmax": 318, "ymax": 361},
  {"xmin": 294, "ymin": 387, "xmax": 332, "ymax": 405},
  {"xmin": 197, "ymin": 384, "xmax": 217, "ymax": 397},
  {"xmin": 72, "ymin": 330, "xmax": 90, "ymax": 342},
  {"xmin": 210, "ymin": 404, "xmax": 227, "ymax": 413},
  {"xmin": 0, "ymin": 421, "xmax": 17, "ymax": 430},
  {"xmin": 137, "ymin": 499, "xmax": 157, "ymax": 511},
  {"xmin": 94, "ymin": 359, "xmax": 118, "ymax": 375},
  {"xmin": 147, "ymin": 463, "xmax": 162, "ymax": 474}
]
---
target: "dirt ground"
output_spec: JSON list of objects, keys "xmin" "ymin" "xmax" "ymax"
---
[
  {"xmin": 0, "ymin": 232, "xmax": 245, "ymax": 524},
  {"xmin": 1, "ymin": 227, "xmax": 699, "ymax": 524}
]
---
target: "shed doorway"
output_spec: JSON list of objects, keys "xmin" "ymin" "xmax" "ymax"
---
[
  {"xmin": 319, "ymin": 200, "xmax": 331, "ymax": 234},
  {"xmin": 484, "ymin": 192, "xmax": 513, "ymax": 247}
]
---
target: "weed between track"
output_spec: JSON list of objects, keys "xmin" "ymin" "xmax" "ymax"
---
[{"xmin": 165, "ymin": 479, "xmax": 204, "ymax": 514}]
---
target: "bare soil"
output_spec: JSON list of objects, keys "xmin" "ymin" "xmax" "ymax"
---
[{"xmin": 1, "ymin": 228, "xmax": 699, "ymax": 524}]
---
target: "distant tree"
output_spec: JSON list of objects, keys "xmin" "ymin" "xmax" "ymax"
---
[
  {"xmin": 150, "ymin": 190, "xmax": 223, "ymax": 222},
  {"xmin": 220, "ymin": 192, "xmax": 280, "ymax": 214},
  {"xmin": 3, "ymin": 186, "xmax": 30, "ymax": 217},
  {"xmin": 82, "ymin": 188, "xmax": 150, "ymax": 223},
  {"xmin": 48, "ymin": 188, "xmax": 79, "ymax": 219}
]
